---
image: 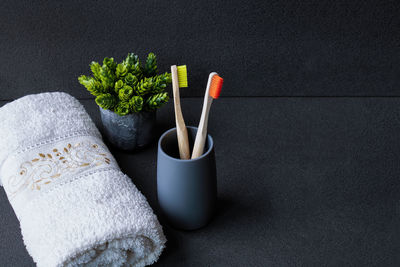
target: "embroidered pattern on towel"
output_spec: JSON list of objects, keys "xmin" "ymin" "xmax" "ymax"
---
[{"xmin": 1, "ymin": 136, "xmax": 118, "ymax": 203}]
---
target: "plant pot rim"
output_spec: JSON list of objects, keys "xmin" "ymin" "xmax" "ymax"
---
[{"xmin": 99, "ymin": 106, "xmax": 156, "ymax": 116}]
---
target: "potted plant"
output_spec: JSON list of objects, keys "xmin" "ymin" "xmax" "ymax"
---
[{"xmin": 78, "ymin": 52, "xmax": 171, "ymax": 150}]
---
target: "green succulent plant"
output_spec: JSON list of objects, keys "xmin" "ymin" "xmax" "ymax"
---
[{"xmin": 78, "ymin": 52, "xmax": 171, "ymax": 116}]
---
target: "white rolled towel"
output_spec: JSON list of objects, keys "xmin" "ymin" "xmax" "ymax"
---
[{"xmin": 0, "ymin": 92, "xmax": 166, "ymax": 267}]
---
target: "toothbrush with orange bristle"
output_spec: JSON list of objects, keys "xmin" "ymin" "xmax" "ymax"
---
[
  {"xmin": 171, "ymin": 65, "xmax": 191, "ymax": 160},
  {"xmin": 191, "ymin": 72, "xmax": 224, "ymax": 159}
]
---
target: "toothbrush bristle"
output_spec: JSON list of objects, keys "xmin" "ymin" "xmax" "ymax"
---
[
  {"xmin": 177, "ymin": 65, "xmax": 188, "ymax": 88},
  {"xmin": 209, "ymin": 75, "xmax": 223, "ymax": 99}
]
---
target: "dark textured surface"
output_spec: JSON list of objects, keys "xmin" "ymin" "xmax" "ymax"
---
[
  {"xmin": 1, "ymin": 98, "xmax": 399, "ymax": 266},
  {"xmin": 1, "ymin": 0, "xmax": 399, "ymax": 265},
  {"xmin": 0, "ymin": 0, "xmax": 399, "ymax": 99}
]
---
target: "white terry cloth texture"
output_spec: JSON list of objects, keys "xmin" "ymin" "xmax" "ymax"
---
[{"xmin": 0, "ymin": 92, "xmax": 166, "ymax": 267}]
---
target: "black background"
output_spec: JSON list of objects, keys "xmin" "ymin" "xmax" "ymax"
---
[
  {"xmin": 0, "ymin": 0, "xmax": 399, "ymax": 99},
  {"xmin": 0, "ymin": 1, "xmax": 399, "ymax": 266}
]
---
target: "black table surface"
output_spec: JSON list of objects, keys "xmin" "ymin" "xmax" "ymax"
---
[{"xmin": 0, "ymin": 97, "xmax": 399, "ymax": 266}]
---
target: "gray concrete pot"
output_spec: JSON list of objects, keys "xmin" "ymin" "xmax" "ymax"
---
[
  {"xmin": 157, "ymin": 126, "xmax": 217, "ymax": 230},
  {"xmin": 99, "ymin": 107, "xmax": 156, "ymax": 151}
]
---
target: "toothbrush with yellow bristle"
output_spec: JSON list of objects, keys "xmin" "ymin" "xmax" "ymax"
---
[
  {"xmin": 191, "ymin": 72, "xmax": 224, "ymax": 159},
  {"xmin": 171, "ymin": 65, "xmax": 190, "ymax": 160}
]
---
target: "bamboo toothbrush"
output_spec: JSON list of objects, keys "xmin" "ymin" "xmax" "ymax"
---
[
  {"xmin": 191, "ymin": 72, "xmax": 224, "ymax": 159},
  {"xmin": 171, "ymin": 65, "xmax": 190, "ymax": 160}
]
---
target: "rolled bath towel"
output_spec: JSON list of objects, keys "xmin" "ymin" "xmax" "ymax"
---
[{"xmin": 0, "ymin": 92, "xmax": 166, "ymax": 267}]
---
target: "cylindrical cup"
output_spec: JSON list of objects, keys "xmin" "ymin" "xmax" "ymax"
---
[{"xmin": 157, "ymin": 126, "xmax": 217, "ymax": 230}]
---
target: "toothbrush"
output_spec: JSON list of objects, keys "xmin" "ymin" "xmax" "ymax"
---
[
  {"xmin": 171, "ymin": 65, "xmax": 190, "ymax": 160},
  {"xmin": 191, "ymin": 72, "xmax": 224, "ymax": 159}
]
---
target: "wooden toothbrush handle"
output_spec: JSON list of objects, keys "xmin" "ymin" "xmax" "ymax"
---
[
  {"xmin": 171, "ymin": 65, "xmax": 190, "ymax": 160},
  {"xmin": 192, "ymin": 95, "xmax": 213, "ymax": 159},
  {"xmin": 176, "ymin": 124, "xmax": 190, "ymax": 160}
]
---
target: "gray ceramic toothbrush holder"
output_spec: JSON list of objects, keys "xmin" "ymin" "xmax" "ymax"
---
[{"xmin": 157, "ymin": 126, "xmax": 217, "ymax": 230}]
